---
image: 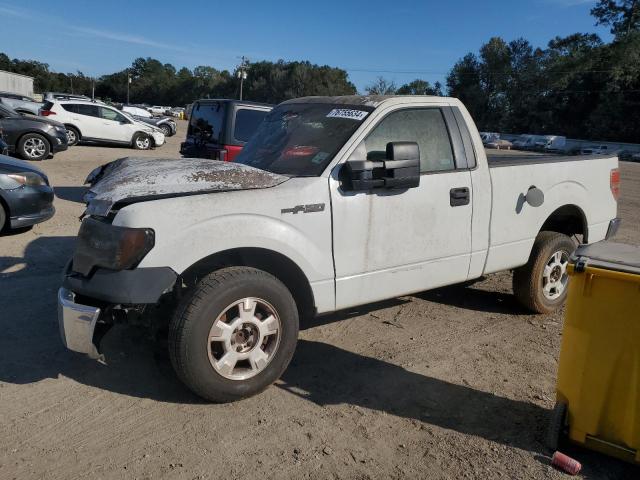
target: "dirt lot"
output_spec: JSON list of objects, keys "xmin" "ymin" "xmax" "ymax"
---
[{"xmin": 1, "ymin": 122, "xmax": 639, "ymax": 479}]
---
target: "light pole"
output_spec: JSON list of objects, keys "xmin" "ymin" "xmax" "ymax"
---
[
  {"xmin": 236, "ymin": 56, "xmax": 248, "ymax": 100},
  {"xmin": 126, "ymin": 72, "xmax": 131, "ymax": 104}
]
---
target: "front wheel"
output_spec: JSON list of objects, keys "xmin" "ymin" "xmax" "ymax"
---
[
  {"xmin": 169, "ymin": 267, "xmax": 299, "ymax": 402},
  {"xmin": 132, "ymin": 133, "xmax": 151, "ymax": 150},
  {"xmin": 513, "ymin": 231, "xmax": 575, "ymax": 314},
  {"xmin": 18, "ymin": 133, "xmax": 50, "ymax": 160},
  {"xmin": 159, "ymin": 124, "xmax": 172, "ymax": 136}
]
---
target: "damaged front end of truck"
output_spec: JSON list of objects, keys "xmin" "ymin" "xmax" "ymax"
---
[{"xmin": 58, "ymin": 157, "xmax": 288, "ymax": 359}]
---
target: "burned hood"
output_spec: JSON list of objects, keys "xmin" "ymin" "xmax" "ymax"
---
[{"xmin": 84, "ymin": 157, "xmax": 288, "ymax": 216}]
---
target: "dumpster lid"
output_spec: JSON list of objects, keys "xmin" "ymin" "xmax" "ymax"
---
[{"xmin": 571, "ymin": 241, "xmax": 640, "ymax": 275}]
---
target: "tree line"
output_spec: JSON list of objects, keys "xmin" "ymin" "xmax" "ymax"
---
[{"xmin": 0, "ymin": 0, "xmax": 638, "ymax": 142}]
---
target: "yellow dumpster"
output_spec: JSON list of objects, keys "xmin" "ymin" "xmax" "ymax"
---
[{"xmin": 548, "ymin": 241, "xmax": 640, "ymax": 464}]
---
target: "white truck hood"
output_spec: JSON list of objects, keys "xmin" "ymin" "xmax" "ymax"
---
[{"xmin": 83, "ymin": 157, "xmax": 288, "ymax": 216}]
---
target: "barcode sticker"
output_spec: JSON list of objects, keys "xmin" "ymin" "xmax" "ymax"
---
[{"xmin": 326, "ymin": 109, "xmax": 369, "ymax": 121}]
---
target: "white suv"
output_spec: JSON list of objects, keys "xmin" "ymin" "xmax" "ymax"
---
[{"xmin": 40, "ymin": 100, "xmax": 165, "ymax": 149}]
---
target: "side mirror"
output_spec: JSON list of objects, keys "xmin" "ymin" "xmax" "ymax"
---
[{"xmin": 342, "ymin": 142, "xmax": 420, "ymax": 191}]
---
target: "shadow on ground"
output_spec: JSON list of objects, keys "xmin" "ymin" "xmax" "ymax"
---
[
  {"xmin": 54, "ymin": 186, "xmax": 87, "ymax": 203},
  {"xmin": 1, "ymin": 237, "xmax": 636, "ymax": 477}
]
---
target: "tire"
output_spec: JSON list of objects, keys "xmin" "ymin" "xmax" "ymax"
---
[
  {"xmin": 546, "ymin": 402, "xmax": 567, "ymax": 451},
  {"xmin": 169, "ymin": 267, "xmax": 299, "ymax": 402},
  {"xmin": 65, "ymin": 126, "xmax": 80, "ymax": 146},
  {"xmin": 513, "ymin": 231, "xmax": 575, "ymax": 314},
  {"xmin": 132, "ymin": 132, "xmax": 151, "ymax": 150},
  {"xmin": 159, "ymin": 124, "xmax": 172, "ymax": 137},
  {"xmin": 18, "ymin": 133, "xmax": 50, "ymax": 161},
  {"xmin": 0, "ymin": 202, "xmax": 6, "ymax": 232}
]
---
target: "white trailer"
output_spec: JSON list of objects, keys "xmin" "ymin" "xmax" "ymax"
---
[{"xmin": 0, "ymin": 70, "xmax": 35, "ymax": 97}]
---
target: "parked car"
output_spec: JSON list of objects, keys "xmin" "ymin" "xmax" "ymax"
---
[
  {"xmin": 619, "ymin": 150, "xmax": 640, "ymax": 162},
  {"xmin": 0, "ymin": 103, "xmax": 68, "ymax": 160},
  {"xmin": 40, "ymin": 100, "xmax": 165, "ymax": 149},
  {"xmin": 169, "ymin": 107, "xmax": 185, "ymax": 118},
  {"xmin": 485, "ymin": 139, "xmax": 513, "ymax": 150},
  {"xmin": 43, "ymin": 92, "xmax": 92, "ymax": 102},
  {"xmin": 581, "ymin": 145, "xmax": 609, "ymax": 155},
  {"xmin": 534, "ymin": 135, "xmax": 566, "ymax": 152},
  {"xmin": 180, "ymin": 99, "xmax": 272, "ymax": 161},
  {"xmin": 0, "ymin": 153, "xmax": 55, "ymax": 231},
  {"xmin": 480, "ymin": 132, "xmax": 500, "ymax": 143},
  {"xmin": 59, "ymin": 95, "xmax": 620, "ymax": 403},
  {"xmin": 122, "ymin": 105, "xmax": 176, "ymax": 137},
  {"xmin": 512, "ymin": 134, "xmax": 539, "ymax": 150},
  {"xmin": 148, "ymin": 106, "xmax": 171, "ymax": 116},
  {"xmin": 0, "ymin": 91, "xmax": 43, "ymax": 116}
]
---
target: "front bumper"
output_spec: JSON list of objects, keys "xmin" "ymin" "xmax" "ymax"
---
[
  {"xmin": 4, "ymin": 184, "xmax": 55, "ymax": 228},
  {"xmin": 151, "ymin": 131, "xmax": 165, "ymax": 146},
  {"xmin": 57, "ymin": 287, "xmax": 102, "ymax": 359},
  {"xmin": 50, "ymin": 131, "xmax": 69, "ymax": 153},
  {"xmin": 10, "ymin": 205, "xmax": 55, "ymax": 228}
]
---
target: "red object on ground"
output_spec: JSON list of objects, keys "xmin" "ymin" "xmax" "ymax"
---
[{"xmin": 551, "ymin": 451, "xmax": 582, "ymax": 475}]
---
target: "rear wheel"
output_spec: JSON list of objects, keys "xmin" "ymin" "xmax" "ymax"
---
[
  {"xmin": 169, "ymin": 267, "xmax": 299, "ymax": 402},
  {"xmin": 513, "ymin": 231, "xmax": 575, "ymax": 313},
  {"xmin": 18, "ymin": 133, "xmax": 50, "ymax": 161},
  {"xmin": 132, "ymin": 133, "xmax": 151, "ymax": 150},
  {"xmin": 65, "ymin": 126, "xmax": 80, "ymax": 146}
]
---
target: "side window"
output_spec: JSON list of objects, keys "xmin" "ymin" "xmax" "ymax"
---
[
  {"xmin": 100, "ymin": 107, "xmax": 126, "ymax": 122},
  {"xmin": 362, "ymin": 108, "xmax": 455, "ymax": 172},
  {"xmin": 190, "ymin": 102, "xmax": 224, "ymax": 142},
  {"xmin": 234, "ymin": 109, "xmax": 268, "ymax": 142},
  {"xmin": 76, "ymin": 104, "xmax": 100, "ymax": 117},
  {"xmin": 61, "ymin": 104, "xmax": 77, "ymax": 113}
]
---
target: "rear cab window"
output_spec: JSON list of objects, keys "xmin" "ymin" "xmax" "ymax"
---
[{"xmin": 189, "ymin": 102, "xmax": 225, "ymax": 143}]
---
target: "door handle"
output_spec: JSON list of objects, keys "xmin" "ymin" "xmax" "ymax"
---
[{"xmin": 450, "ymin": 187, "xmax": 470, "ymax": 207}]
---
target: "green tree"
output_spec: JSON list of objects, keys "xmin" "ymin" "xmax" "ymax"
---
[
  {"xmin": 592, "ymin": 0, "xmax": 640, "ymax": 37},
  {"xmin": 396, "ymin": 79, "xmax": 442, "ymax": 96},
  {"xmin": 365, "ymin": 76, "xmax": 396, "ymax": 95}
]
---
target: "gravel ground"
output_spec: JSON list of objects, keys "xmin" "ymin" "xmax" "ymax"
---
[{"xmin": 1, "ymin": 122, "xmax": 639, "ymax": 479}]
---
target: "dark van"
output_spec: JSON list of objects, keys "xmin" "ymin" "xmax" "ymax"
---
[{"xmin": 180, "ymin": 99, "xmax": 272, "ymax": 161}]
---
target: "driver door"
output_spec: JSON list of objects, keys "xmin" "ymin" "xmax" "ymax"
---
[
  {"xmin": 330, "ymin": 105, "xmax": 473, "ymax": 309},
  {"xmin": 99, "ymin": 107, "xmax": 132, "ymax": 142}
]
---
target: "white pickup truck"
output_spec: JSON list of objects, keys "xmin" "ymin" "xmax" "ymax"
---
[{"xmin": 58, "ymin": 95, "xmax": 620, "ymax": 402}]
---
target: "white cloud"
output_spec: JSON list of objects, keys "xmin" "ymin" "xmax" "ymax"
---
[{"xmin": 70, "ymin": 26, "xmax": 187, "ymax": 52}]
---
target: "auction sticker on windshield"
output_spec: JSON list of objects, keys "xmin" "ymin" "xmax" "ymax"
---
[{"xmin": 326, "ymin": 109, "xmax": 369, "ymax": 121}]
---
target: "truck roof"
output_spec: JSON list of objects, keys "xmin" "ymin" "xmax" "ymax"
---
[{"xmin": 281, "ymin": 95, "xmax": 454, "ymax": 108}]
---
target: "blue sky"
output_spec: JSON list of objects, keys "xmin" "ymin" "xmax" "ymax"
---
[{"xmin": 0, "ymin": 0, "xmax": 611, "ymax": 92}]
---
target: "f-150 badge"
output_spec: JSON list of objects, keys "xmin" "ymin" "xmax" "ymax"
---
[{"xmin": 281, "ymin": 203, "xmax": 325, "ymax": 215}]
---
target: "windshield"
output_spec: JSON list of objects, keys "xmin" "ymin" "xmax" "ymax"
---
[{"xmin": 235, "ymin": 103, "xmax": 373, "ymax": 176}]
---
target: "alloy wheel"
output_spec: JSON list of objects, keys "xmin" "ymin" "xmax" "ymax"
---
[
  {"xmin": 23, "ymin": 137, "xmax": 46, "ymax": 158},
  {"xmin": 542, "ymin": 250, "xmax": 569, "ymax": 300},
  {"xmin": 207, "ymin": 297, "xmax": 281, "ymax": 381}
]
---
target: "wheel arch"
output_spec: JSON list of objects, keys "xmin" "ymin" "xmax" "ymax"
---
[
  {"xmin": 0, "ymin": 192, "xmax": 10, "ymax": 231},
  {"xmin": 180, "ymin": 247, "xmax": 316, "ymax": 321},
  {"xmin": 131, "ymin": 130, "xmax": 155, "ymax": 148},
  {"xmin": 64, "ymin": 123, "xmax": 82, "ymax": 139},
  {"xmin": 539, "ymin": 204, "xmax": 588, "ymax": 242},
  {"xmin": 16, "ymin": 130, "xmax": 53, "ymax": 152}
]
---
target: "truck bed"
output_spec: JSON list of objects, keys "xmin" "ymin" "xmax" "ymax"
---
[{"xmin": 487, "ymin": 152, "xmax": 613, "ymax": 167}]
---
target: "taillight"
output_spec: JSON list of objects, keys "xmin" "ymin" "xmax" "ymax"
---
[
  {"xmin": 610, "ymin": 168, "xmax": 620, "ymax": 201},
  {"xmin": 40, "ymin": 110, "xmax": 56, "ymax": 116},
  {"xmin": 224, "ymin": 145, "xmax": 243, "ymax": 162}
]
